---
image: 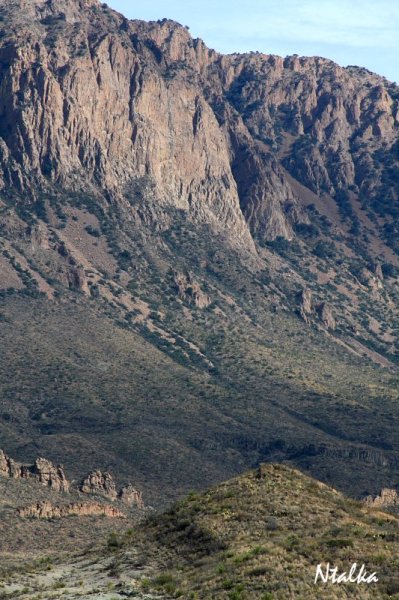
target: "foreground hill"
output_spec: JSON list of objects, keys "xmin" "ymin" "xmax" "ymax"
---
[
  {"xmin": 1, "ymin": 0, "xmax": 399, "ymax": 506},
  {"xmin": 2, "ymin": 464, "xmax": 399, "ymax": 599}
]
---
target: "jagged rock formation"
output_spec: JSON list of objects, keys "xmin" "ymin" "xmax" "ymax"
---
[
  {"xmin": 364, "ymin": 488, "xmax": 399, "ymax": 508},
  {"xmin": 118, "ymin": 485, "xmax": 144, "ymax": 509},
  {"xmin": 297, "ymin": 288, "xmax": 312, "ymax": 324},
  {"xmin": 80, "ymin": 471, "xmax": 144, "ymax": 508},
  {"xmin": 29, "ymin": 458, "xmax": 70, "ymax": 492},
  {"xmin": 80, "ymin": 470, "xmax": 118, "ymax": 500},
  {"xmin": 0, "ymin": 0, "xmax": 254, "ymax": 251},
  {"xmin": 317, "ymin": 302, "xmax": 336, "ymax": 331},
  {"xmin": 18, "ymin": 500, "xmax": 126, "ymax": 519},
  {"xmin": 174, "ymin": 272, "xmax": 211, "ymax": 308},
  {"xmin": 0, "ymin": 450, "xmax": 144, "ymax": 508},
  {"xmin": 0, "ymin": 449, "xmax": 69, "ymax": 491},
  {"xmin": 4, "ymin": 0, "xmax": 398, "ymax": 251},
  {"xmin": 0, "ymin": 449, "xmax": 22, "ymax": 479},
  {"xmin": 296, "ymin": 292, "xmax": 336, "ymax": 330}
]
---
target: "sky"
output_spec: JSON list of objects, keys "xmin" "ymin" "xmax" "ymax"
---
[{"xmin": 107, "ymin": 0, "xmax": 399, "ymax": 83}]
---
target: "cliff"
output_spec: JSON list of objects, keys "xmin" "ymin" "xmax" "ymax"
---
[{"xmin": 2, "ymin": 0, "xmax": 398, "ymax": 249}]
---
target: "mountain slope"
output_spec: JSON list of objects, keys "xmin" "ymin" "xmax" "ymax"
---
[
  {"xmin": 135, "ymin": 464, "xmax": 399, "ymax": 599},
  {"xmin": 3, "ymin": 464, "xmax": 399, "ymax": 599},
  {"xmin": 1, "ymin": 0, "xmax": 399, "ymax": 507}
]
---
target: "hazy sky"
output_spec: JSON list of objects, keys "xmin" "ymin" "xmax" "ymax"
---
[{"xmin": 107, "ymin": 0, "xmax": 398, "ymax": 83}]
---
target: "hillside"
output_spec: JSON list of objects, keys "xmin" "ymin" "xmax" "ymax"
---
[
  {"xmin": 2, "ymin": 464, "xmax": 399, "ymax": 599},
  {"xmin": 1, "ymin": 0, "xmax": 399, "ymax": 508},
  {"xmin": 0, "ymin": 448, "xmax": 145, "ymax": 572}
]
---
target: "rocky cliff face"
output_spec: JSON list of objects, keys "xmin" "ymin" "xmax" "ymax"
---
[
  {"xmin": 1, "ymin": 0, "xmax": 398, "ymax": 277},
  {"xmin": 4, "ymin": 0, "xmax": 398, "ymax": 251},
  {"xmin": 0, "ymin": 0, "xmax": 254, "ymax": 250}
]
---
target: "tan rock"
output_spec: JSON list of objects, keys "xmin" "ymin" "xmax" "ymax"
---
[
  {"xmin": 174, "ymin": 272, "xmax": 211, "ymax": 309},
  {"xmin": 317, "ymin": 302, "xmax": 336, "ymax": 330},
  {"xmin": 0, "ymin": 450, "xmax": 70, "ymax": 490},
  {"xmin": 80, "ymin": 470, "xmax": 117, "ymax": 500},
  {"xmin": 18, "ymin": 500, "xmax": 126, "ymax": 519},
  {"xmin": 297, "ymin": 288, "xmax": 312, "ymax": 324},
  {"xmin": 364, "ymin": 488, "xmax": 399, "ymax": 508},
  {"xmin": 31, "ymin": 458, "xmax": 70, "ymax": 493},
  {"xmin": 0, "ymin": 449, "xmax": 21, "ymax": 479},
  {"xmin": 118, "ymin": 485, "xmax": 144, "ymax": 509}
]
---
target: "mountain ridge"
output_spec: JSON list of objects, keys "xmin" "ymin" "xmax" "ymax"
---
[{"xmin": 1, "ymin": 0, "xmax": 399, "ymax": 511}]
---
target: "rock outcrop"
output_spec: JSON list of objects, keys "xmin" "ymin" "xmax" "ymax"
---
[
  {"xmin": 1, "ymin": 450, "xmax": 144, "ymax": 508},
  {"xmin": 0, "ymin": 449, "xmax": 22, "ymax": 479},
  {"xmin": 29, "ymin": 458, "xmax": 70, "ymax": 493},
  {"xmin": 297, "ymin": 288, "xmax": 312, "ymax": 324},
  {"xmin": 18, "ymin": 500, "xmax": 126, "ymax": 519},
  {"xmin": 364, "ymin": 488, "xmax": 399, "ymax": 508},
  {"xmin": 80, "ymin": 471, "xmax": 145, "ymax": 508},
  {"xmin": 80, "ymin": 470, "xmax": 118, "ymax": 500},
  {"xmin": 118, "ymin": 485, "xmax": 145, "ymax": 509},
  {"xmin": 317, "ymin": 302, "xmax": 336, "ymax": 331},
  {"xmin": 0, "ymin": 450, "xmax": 69, "ymax": 491},
  {"xmin": 174, "ymin": 272, "xmax": 211, "ymax": 309}
]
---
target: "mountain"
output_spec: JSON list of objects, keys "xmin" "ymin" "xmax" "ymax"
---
[
  {"xmin": 2, "ymin": 464, "xmax": 399, "ymax": 599},
  {"xmin": 1, "ymin": 0, "xmax": 399, "ymax": 509}
]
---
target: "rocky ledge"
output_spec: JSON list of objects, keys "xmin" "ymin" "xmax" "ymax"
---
[{"xmin": 18, "ymin": 500, "xmax": 126, "ymax": 519}]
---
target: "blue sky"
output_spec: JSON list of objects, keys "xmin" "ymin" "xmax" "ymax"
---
[{"xmin": 107, "ymin": 1, "xmax": 398, "ymax": 83}]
